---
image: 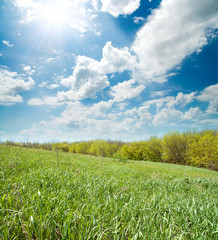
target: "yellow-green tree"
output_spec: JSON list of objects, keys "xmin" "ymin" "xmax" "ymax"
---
[
  {"xmin": 162, "ymin": 131, "xmax": 188, "ymax": 164},
  {"xmin": 120, "ymin": 142, "xmax": 147, "ymax": 160},
  {"xmin": 89, "ymin": 140, "xmax": 108, "ymax": 158},
  {"xmin": 52, "ymin": 142, "xmax": 69, "ymax": 152},
  {"xmin": 75, "ymin": 142, "xmax": 90, "ymax": 154},
  {"xmin": 187, "ymin": 130, "xmax": 218, "ymax": 170},
  {"xmin": 146, "ymin": 136, "xmax": 163, "ymax": 162}
]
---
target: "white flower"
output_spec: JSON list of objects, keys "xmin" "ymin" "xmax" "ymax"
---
[
  {"xmin": 30, "ymin": 216, "xmax": 33, "ymax": 222},
  {"xmin": 38, "ymin": 190, "xmax": 41, "ymax": 196}
]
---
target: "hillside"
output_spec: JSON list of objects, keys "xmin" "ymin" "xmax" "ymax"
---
[{"xmin": 0, "ymin": 145, "xmax": 217, "ymax": 239}]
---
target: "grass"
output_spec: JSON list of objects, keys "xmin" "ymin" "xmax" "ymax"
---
[{"xmin": 0, "ymin": 145, "xmax": 217, "ymax": 239}]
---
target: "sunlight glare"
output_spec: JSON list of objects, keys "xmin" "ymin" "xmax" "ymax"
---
[{"xmin": 41, "ymin": 2, "xmax": 71, "ymax": 28}]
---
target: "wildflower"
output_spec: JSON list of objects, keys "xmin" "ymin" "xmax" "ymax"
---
[
  {"xmin": 22, "ymin": 186, "xmax": 25, "ymax": 190},
  {"xmin": 30, "ymin": 216, "xmax": 33, "ymax": 223},
  {"xmin": 38, "ymin": 190, "xmax": 41, "ymax": 196}
]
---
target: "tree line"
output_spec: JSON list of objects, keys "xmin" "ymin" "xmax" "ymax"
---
[{"xmin": 2, "ymin": 129, "xmax": 217, "ymax": 170}]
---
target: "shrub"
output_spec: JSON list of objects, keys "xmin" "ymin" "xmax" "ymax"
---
[{"xmin": 113, "ymin": 152, "xmax": 127, "ymax": 163}]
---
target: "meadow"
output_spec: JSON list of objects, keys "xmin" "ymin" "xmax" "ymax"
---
[{"xmin": 0, "ymin": 145, "xmax": 217, "ymax": 239}]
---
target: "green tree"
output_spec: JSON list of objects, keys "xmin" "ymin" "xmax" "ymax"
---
[
  {"xmin": 162, "ymin": 131, "xmax": 188, "ymax": 164},
  {"xmin": 187, "ymin": 130, "xmax": 218, "ymax": 170},
  {"xmin": 146, "ymin": 137, "xmax": 163, "ymax": 162},
  {"xmin": 120, "ymin": 142, "xmax": 147, "ymax": 161},
  {"xmin": 75, "ymin": 142, "xmax": 90, "ymax": 154}
]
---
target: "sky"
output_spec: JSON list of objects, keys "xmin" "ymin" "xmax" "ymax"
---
[{"xmin": 0, "ymin": 0, "xmax": 218, "ymax": 142}]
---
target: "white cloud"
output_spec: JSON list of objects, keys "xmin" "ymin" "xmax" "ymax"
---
[
  {"xmin": 38, "ymin": 81, "xmax": 47, "ymax": 88},
  {"xmin": 135, "ymin": 106, "xmax": 153, "ymax": 129},
  {"xmin": 151, "ymin": 90, "xmax": 171, "ymax": 98},
  {"xmin": 57, "ymin": 42, "xmax": 136, "ymax": 102},
  {"xmin": 197, "ymin": 83, "xmax": 218, "ymax": 102},
  {"xmin": 123, "ymin": 105, "xmax": 153, "ymax": 129},
  {"xmin": 132, "ymin": 0, "xmax": 218, "ymax": 82},
  {"xmin": 183, "ymin": 107, "xmax": 203, "ymax": 120},
  {"xmin": 167, "ymin": 92, "xmax": 196, "ymax": 108},
  {"xmin": 101, "ymin": 0, "xmax": 140, "ymax": 17},
  {"xmin": 59, "ymin": 55, "xmax": 109, "ymax": 101},
  {"xmin": 0, "ymin": 53, "xmax": 3, "ymax": 57},
  {"xmin": 133, "ymin": 17, "xmax": 145, "ymax": 24},
  {"xmin": 2, "ymin": 40, "xmax": 13, "ymax": 47},
  {"xmin": 152, "ymin": 107, "xmax": 183, "ymax": 126},
  {"xmin": 0, "ymin": 68, "xmax": 35, "ymax": 105},
  {"xmin": 110, "ymin": 79, "xmax": 145, "ymax": 102},
  {"xmin": 38, "ymin": 100, "xmax": 135, "ymax": 138},
  {"xmin": 197, "ymin": 83, "xmax": 218, "ymax": 114},
  {"xmin": 47, "ymin": 84, "xmax": 59, "ymax": 90},
  {"xmin": 88, "ymin": 100, "xmax": 114, "ymax": 118},
  {"xmin": 101, "ymin": 42, "xmax": 136, "ymax": 73},
  {"xmin": 27, "ymin": 96, "xmax": 62, "ymax": 106},
  {"xmin": 23, "ymin": 65, "xmax": 35, "ymax": 75},
  {"xmin": 143, "ymin": 96, "xmax": 175, "ymax": 112},
  {"xmin": 207, "ymin": 99, "xmax": 218, "ymax": 114}
]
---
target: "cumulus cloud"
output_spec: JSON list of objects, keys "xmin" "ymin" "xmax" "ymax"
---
[
  {"xmin": 59, "ymin": 56, "xmax": 109, "ymax": 101},
  {"xmin": 134, "ymin": 106, "xmax": 153, "ymax": 129},
  {"xmin": 0, "ymin": 68, "xmax": 35, "ymax": 105},
  {"xmin": 183, "ymin": 107, "xmax": 203, "ymax": 120},
  {"xmin": 167, "ymin": 92, "xmax": 196, "ymax": 108},
  {"xmin": 39, "ymin": 100, "xmax": 135, "ymax": 138},
  {"xmin": 101, "ymin": 42, "xmax": 136, "ymax": 73},
  {"xmin": 101, "ymin": 0, "xmax": 140, "ymax": 17},
  {"xmin": 110, "ymin": 79, "xmax": 145, "ymax": 102},
  {"xmin": 197, "ymin": 83, "xmax": 218, "ymax": 114},
  {"xmin": 132, "ymin": 0, "xmax": 218, "ymax": 82},
  {"xmin": 56, "ymin": 42, "xmax": 136, "ymax": 102},
  {"xmin": 143, "ymin": 96, "xmax": 175, "ymax": 112},
  {"xmin": 2, "ymin": 40, "xmax": 13, "ymax": 47},
  {"xmin": 152, "ymin": 107, "xmax": 183, "ymax": 126}
]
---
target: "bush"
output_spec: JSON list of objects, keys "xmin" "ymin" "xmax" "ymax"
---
[{"xmin": 113, "ymin": 152, "xmax": 127, "ymax": 163}]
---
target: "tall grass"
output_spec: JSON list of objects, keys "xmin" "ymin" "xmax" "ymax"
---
[{"xmin": 0, "ymin": 145, "xmax": 217, "ymax": 239}]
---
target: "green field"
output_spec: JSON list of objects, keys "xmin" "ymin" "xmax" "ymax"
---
[{"xmin": 0, "ymin": 145, "xmax": 217, "ymax": 239}]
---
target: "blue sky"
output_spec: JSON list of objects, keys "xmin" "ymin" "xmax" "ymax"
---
[{"xmin": 0, "ymin": 0, "xmax": 218, "ymax": 142}]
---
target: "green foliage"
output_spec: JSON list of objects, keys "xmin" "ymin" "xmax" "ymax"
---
[
  {"xmin": 0, "ymin": 145, "xmax": 217, "ymax": 239},
  {"xmin": 113, "ymin": 152, "xmax": 127, "ymax": 162},
  {"xmin": 120, "ymin": 141, "xmax": 147, "ymax": 160},
  {"xmin": 52, "ymin": 142, "xmax": 69, "ymax": 152},
  {"xmin": 75, "ymin": 142, "xmax": 91, "ymax": 154},
  {"xmin": 162, "ymin": 131, "xmax": 189, "ymax": 164},
  {"xmin": 146, "ymin": 136, "xmax": 163, "ymax": 162},
  {"xmin": 187, "ymin": 130, "xmax": 218, "ymax": 170},
  {"xmin": 2, "ymin": 129, "xmax": 218, "ymax": 170},
  {"xmin": 89, "ymin": 140, "xmax": 106, "ymax": 156}
]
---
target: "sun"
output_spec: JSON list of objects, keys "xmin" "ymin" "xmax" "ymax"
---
[{"xmin": 41, "ymin": 2, "xmax": 71, "ymax": 28}]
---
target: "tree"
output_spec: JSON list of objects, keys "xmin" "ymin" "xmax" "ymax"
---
[
  {"xmin": 162, "ymin": 131, "xmax": 188, "ymax": 164},
  {"xmin": 187, "ymin": 130, "xmax": 218, "ymax": 170},
  {"xmin": 146, "ymin": 137, "xmax": 163, "ymax": 162}
]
